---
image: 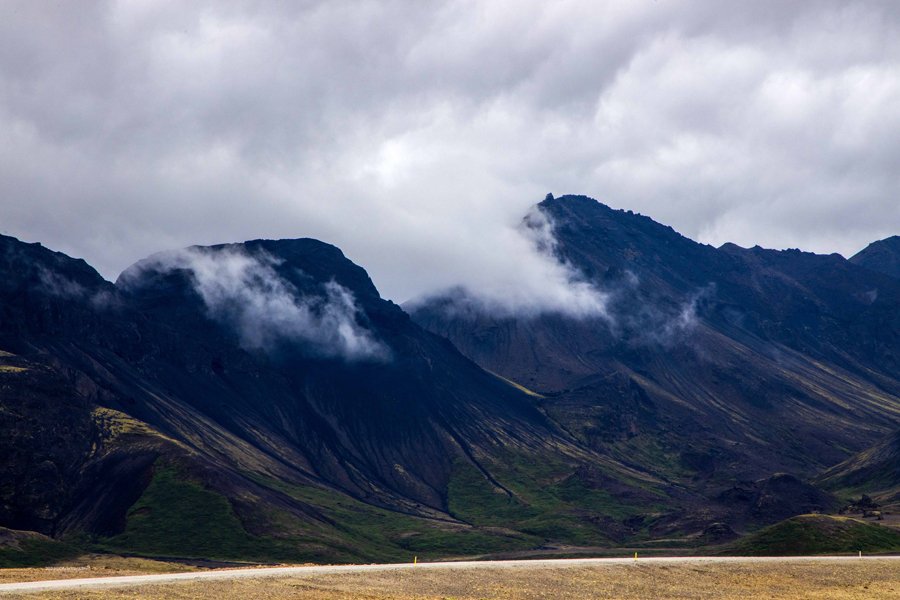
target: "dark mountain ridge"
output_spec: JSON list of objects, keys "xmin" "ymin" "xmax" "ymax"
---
[
  {"xmin": 1, "ymin": 232, "xmax": 661, "ymax": 562},
  {"xmin": 411, "ymin": 195, "xmax": 900, "ymax": 491},
  {"xmin": 1, "ymin": 197, "xmax": 898, "ymax": 563},
  {"xmin": 850, "ymin": 235, "xmax": 900, "ymax": 280}
]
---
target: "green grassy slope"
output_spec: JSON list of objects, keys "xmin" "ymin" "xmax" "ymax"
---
[
  {"xmin": 97, "ymin": 466, "xmax": 298, "ymax": 562},
  {"xmin": 94, "ymin": 462, "xmax": 542, "ymax": 564},
  {"xmin": 817, "ymin": 430, "xmax": 900, "ymax": 511},
  {"xmin": 729, "ymin": 515, "xmax": 900, "ymax": 556},
  {"xmin": 0, "ymin": 528, "xmax": 80, "ymax": 568},
  {"xmin": 88, "ymin": 447, "xmax": 670, "ymax": 564}
]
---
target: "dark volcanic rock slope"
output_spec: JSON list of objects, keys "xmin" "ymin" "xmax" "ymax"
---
[
  {"xmin": 411, "ymin": 196, "xmax": 900, "ymax": 492},
  {"xmin": 3, "ymin": 207, "xmax": 899, "ymax": 562},
  {"xmin": 0, "ymin": 234, "xmax": 663, "ymax": 562},
  {"xmin": 110, "ymin": 239, "xmax": 563, "ymax": 512},
  {"xmin": 850, "ymin": 235, "xmax": 900, "ymax": 280},
  {"xmin": 817, "ymin": 428, "xmax": 900, "ymax": 511}
]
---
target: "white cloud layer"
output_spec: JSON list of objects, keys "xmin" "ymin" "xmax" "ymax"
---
[
  {"xmin": 124, "ymin": 247, "xmax": 388, "ymax": 360},
  {"xmin": 408, "ymin": 205, "xmax": 609, "ymax": 317},
  {"xmin": 2, "ymin": 0, "xmax": 899, "ymax": 309}
]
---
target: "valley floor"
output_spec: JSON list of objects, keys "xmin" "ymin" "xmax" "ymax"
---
[{"xmin": 1, "ymin": 556, "xmax": 899, "ymax": 599}]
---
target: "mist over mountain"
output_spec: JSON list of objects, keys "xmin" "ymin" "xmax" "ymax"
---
[
  {"xmin": 0, "ymin": 195, "xmax": 898, "ymax": 564},
  {"xmin": 411, "ymin": 195, "xmax": 900, "ymax": 489}
]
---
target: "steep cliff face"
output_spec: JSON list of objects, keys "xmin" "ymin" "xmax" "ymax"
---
[
  {"xmin": 0, "ymin": 354, "xmax": 94, "ymax": 535},
  {"xmin": 0, "ymin": 235, "xmax": 113, "ymax": 535}
]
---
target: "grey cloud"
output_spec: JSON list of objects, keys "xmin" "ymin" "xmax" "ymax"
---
[
  {"xmin": 36, "ymin": 266, "xmax": 88, "ymax": 299},
  {"xmin": 1, "ymin": 0, "xmax": 899, "ymax": 311},
  {"xmin": 650, "ymin": 283, "xmax": 717, "ymax": 347},
  {"xmin": 592, "ymin": 268, "xmax": 715, "ymax": 347},
  {"xmin": 36, "ymin": 264, "xmax": 118, "ymax": 309}
]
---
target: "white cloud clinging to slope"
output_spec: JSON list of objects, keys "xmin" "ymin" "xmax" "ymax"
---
[{"xmin": 127, "ymin": 248, "xmax": 389, "ymax": 360}]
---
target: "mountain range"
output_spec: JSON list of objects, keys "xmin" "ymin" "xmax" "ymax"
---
[
  {"xmin": 411, "ymin": 197, "xmax": 899, "ymax": 490},
  {"xmin": 1, "ymin": 194, "xmax": 898, "ymax": 563}
]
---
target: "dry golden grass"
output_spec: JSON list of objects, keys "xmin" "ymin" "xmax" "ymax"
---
[
  {"xmin": 0, "ymin": 555, "xmax": 196, "ymax": 584},
  {"xmin": 7, "ymin": 560, "xmax": 899, "ymax": 599}
]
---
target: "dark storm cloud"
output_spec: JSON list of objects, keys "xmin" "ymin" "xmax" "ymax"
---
[{"xmin": 1, "ymin": 0, "xmax": 899, "ymax": 309}]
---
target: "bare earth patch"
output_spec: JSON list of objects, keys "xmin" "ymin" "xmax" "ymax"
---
[{"xmin": 3, "ymin": 559, "xmax": 898, "ymax": 599}]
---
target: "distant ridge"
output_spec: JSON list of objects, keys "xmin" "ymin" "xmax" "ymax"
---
[{"xmin": 850, "ymin": 235, "xmax": 900, "ymax": 279}]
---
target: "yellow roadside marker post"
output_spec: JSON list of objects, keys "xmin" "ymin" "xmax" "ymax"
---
[
  {"xmin": 634, "ymin": 552, "xmax": 638, "ymax": 561},
  {"xmin": 414, "ymin": 556, "xmax": 418, "ymax": 565}
]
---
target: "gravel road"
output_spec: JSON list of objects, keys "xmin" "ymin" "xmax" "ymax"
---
[{"xmin": 2, "ymin": 555, "xmax": 898, "ymax": 594}]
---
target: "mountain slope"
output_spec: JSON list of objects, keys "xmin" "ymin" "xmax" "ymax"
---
[
  {"xmin": 850, "ymin": 235, "xmax": 900, "ymax": 279},
  {"xmin": 108, "ymin": 239, "xmax": 598, "ymax": 513},
  {"xmin": 3, "ymin": 205, "xmax": 898, "ymax": 563},
  {"xmin": 0, "ymin": 234, "xmax": 666, "ymax": 562},
  {"xmin": 729, "ymin": 514, "xmax": 900, "ymax": 556},
  {"xmin": 817, "ymin": 429, "xmax": 900, "ymax": 511},
  {"xmin": 410, "ymin": 196, "xmax": 900, "ymax": 492}
]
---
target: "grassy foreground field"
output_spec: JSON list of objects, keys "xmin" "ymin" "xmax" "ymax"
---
[{"xmin": 2, "ymin": 559, "xmax": 898, "ymax": 599}]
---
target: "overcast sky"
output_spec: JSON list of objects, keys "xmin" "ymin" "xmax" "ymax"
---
[{"xmin": 2, "ymin": 0, "xmax": 899, "ymax": 305}]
